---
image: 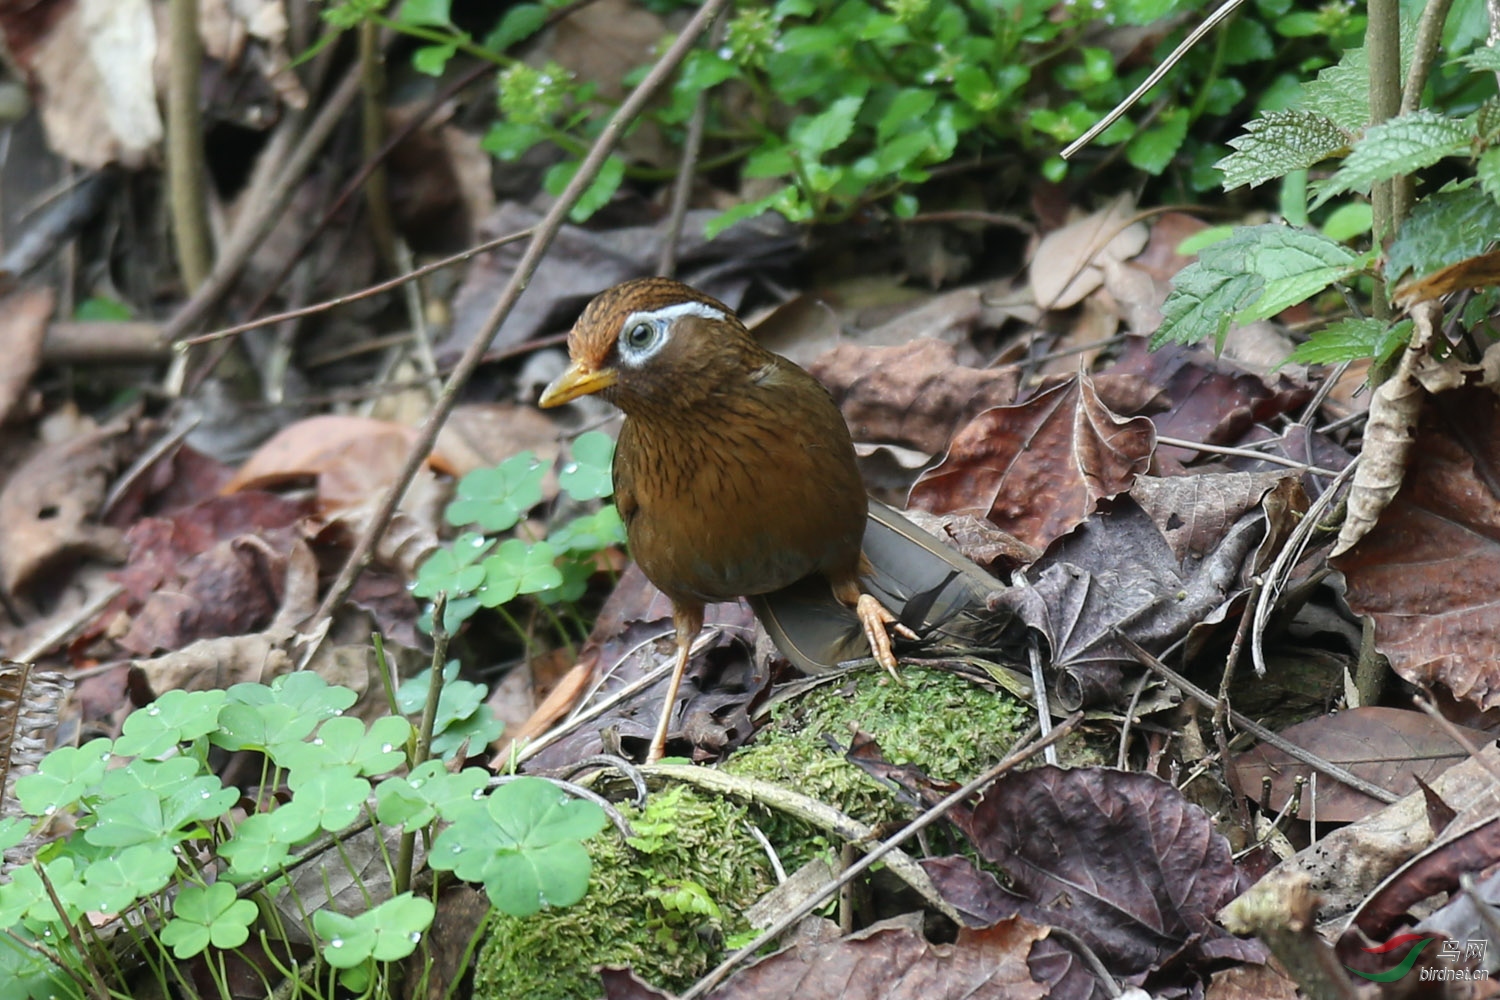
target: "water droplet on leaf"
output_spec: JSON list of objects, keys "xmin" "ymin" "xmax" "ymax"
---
[{"xmin": 330, "ymin": 938, "xmax": 344, "ymax": 948}]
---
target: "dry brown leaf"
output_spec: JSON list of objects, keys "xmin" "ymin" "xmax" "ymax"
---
[
  {"xmin": 22, "ymin": 0, "xmax": 163, "ymax": 167},
  {"xmin": 1029, "ymin": 193, "xmax": 1149, "ymax": 310},
  {"xmin": 129, "ymin": 626, "xmax": 296, "ymax": 695},
  {"xmin": 0, "ymin": 287, "xmax": 52, "ymax": 425},
  {"xmin": 0, "ymin": 421, "xmax": 132, "ymax": 595},
  {"xmin": 908, "ymin": 372, "xmax": 1155, "ymax": 550},
  {"xmin": 809, "ymin": 339, "xmax": 1018, "ymax": 454},
  {"xmin": 1333, "ymin": 385, "xmax": 1500, "ymax": 709},
  {"xmin": 1231, "ymin": 707, "xmax": 1494, "ymax": 824},
  {"xmin": 1394, "ymin": 245, "xmax": 1500, "ymax": 308}
]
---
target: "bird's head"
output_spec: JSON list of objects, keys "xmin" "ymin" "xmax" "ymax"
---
[{"xmin": 538, "ymin": 278, "xmax": 761, "ymax": 414}]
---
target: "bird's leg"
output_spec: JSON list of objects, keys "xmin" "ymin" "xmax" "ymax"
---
[
  {"xmin": 833, "ymin": 579, "xmax": 916, "ymax": 683},
  {"xmin": 647, "ymin": 603, "xmax": 704, "ymax": 764}
]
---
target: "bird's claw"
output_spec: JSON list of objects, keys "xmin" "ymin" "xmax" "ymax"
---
[{"xmin": 856, "ymin": 593, "xmax": 910, "ymax": 683}]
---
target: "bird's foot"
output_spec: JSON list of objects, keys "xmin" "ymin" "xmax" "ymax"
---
[{"xmin": 856, "ymin": 593, "xmax": 916, "ymax": 683}]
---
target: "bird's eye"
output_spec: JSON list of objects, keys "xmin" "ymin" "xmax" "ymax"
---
[{"xmin": 624, "ymin": 322, "xmax": 654, "ymax": 349}]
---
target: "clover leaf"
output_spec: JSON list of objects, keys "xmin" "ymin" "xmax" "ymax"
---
[
  {"xmin": 273, "ymin": 715, "xmax": 412, "ymax": 777},
  {"xmin": 75, "ymin": 844, "xmax": 178, "ymax": 914},
  {"xmin": 85, "ymin": 776, "xmax": 237, "ymax": 848},
  {"xmin": 95, "ymin": 757, "xmax": 200, "ymax": 800},
  {"xmin": 218, "ymin": 814, "xmax": 293, "ymax": 879},
  {"xmin": 161, "ymin": 882, "xmax": 257, "ymax": 958},
  {"xmin": 477, "ymin": 539, "xmax": 563, "ymax": 606},
  {"xmin": 375, "ymin": 761, "xmax": 489, "ymax": 829},
  {"xmin": 548, "ymin": 505, "xmax": 625, "ymax": 556},
  {"xmin": 282, "ymin": 767, "xmax": 370, "ymax": 834},
  {"xmin": 314, "ymin": 892, "xmax": 434, "ymax": 968},
  {"xmin": 558, "ymin": 431, "xmax": 615, "ymax": 501},
  {"xmin": 113, "ymin": 690, "xmax": 227, "ymax": 758},
  {"xmin": 15, "ymin": 739, "xmax": 113, "ymax": 816},
  {"xmin": 428, "ymin": 776, "xmax": 607, "ymax": 916},
  {"xmin": 444, "ymin": 452, "xmax": 544, "ymax": 532},
  {"xmin": 412, "ymin": 532, "xmax": 491, "ymax": 601},
  {"xmin": 215, "ymin": 674, "xmax": 356, "ymax": 751}
]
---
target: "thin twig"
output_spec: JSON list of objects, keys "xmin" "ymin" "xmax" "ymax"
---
[
  {"xmin": 678, "ymin": 716, "xmax": 1080, "ymax": 1000},
  {"xmin": 181, "ymin": 228, "xmax": 535, "ymax": 347},
  {"xmin": 1062, "ymin": 0, "xmax": 1247, "ymax": 159},
  {"xmin": 1153, "ymin": 435, "xmax": 1344, "ymax": 477},
  {"xmin": 657, "ymin": 12, "xmax": 725, "ymax": 276},
  {"xmin": 161, "ymin": 63, "xmax": 365, "ymax": 346},
  {"xmin": 308, "ymin": 0, "xmax": 736, "ymax": 634},
  {"xmin": 1112, "ymin": 630, "xmax": 1398, "ymax": 803}
]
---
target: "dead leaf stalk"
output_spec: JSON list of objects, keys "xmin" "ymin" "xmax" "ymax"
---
[
  {"xmin": 166, "ymin": 0, "xmax": 212, "ymax": 293},
  {"xmin": 1113, "ymin": 630, "xmax": 1398, "ymax": 804},
  {"xmin": 308, "ymin": 0, "xmax": 737, "ymax": 635},
  {"xmin": 1152, "ymin": 435, "xmax": 1344, "ymax": 478},
  {"xmin": 677, "ymin": 715, "xmax": 1082, "ymax": 1000}
]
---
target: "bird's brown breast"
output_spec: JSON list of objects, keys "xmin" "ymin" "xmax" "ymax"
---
[{"xmin": 613, "ymin": 357, "xmax": 866, "ymax": 606}]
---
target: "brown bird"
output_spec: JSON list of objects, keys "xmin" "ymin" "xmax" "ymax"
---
[{"xmin": 538, "ymin": 277, "xmax": 919, "ymax": 762}]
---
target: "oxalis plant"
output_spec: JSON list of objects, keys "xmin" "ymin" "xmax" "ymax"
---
[
  {"xmin": 0, "ymin": 670, "xmax": 607, "ymax": 1000},
  {"xmin": 412, "ymin": 429, "xmax": 623, "ymax": 642}
]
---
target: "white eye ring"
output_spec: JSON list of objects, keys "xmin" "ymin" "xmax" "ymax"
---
[{"xmin": 616, "ymin": 300, "xmax": 725, "ymax": 366}]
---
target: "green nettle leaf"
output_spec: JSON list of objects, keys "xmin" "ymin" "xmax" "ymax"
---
[
  {"xmin": 1288, "ymin": 318, "xmax": 1412, "ymax": 366},
  {"xmin": 1294, "ymin": 40, "xmax": 1369, "ymax": 130},
  {"xmin": 15, "ymin": 739, "xmax": 113, "ymax": 815},
  {"xmin": 429, "ymin": 776, "xmax": 608, "ymax": 916},
  {"xmin": 445, "ymin": 453, "xmax": 545, "ymax": 532},
  {"xmin": 1478, "ymin": 147, "xmax": 1500, "ymax": 205},
  {"xmin": 1154, "ymin": 224, "xmax": 1369, "ymax": 349},
  {"xmin": 1217, "ymin": 110, "xmax": 1351, "ymax": 190},
  {"xmin": 1231, "ymin": 228, "xmax": 1366, "ymax": 323},
  {"xmin": 790, "ymin": 95, "xmax": 864, "ymax": 159},
  {"xmin": 1459, "ymin": 44, "xmax": 1500, "ymax": 73},
  {"xmin": 161, "ymin": 882, "xmax": 258, "ymax": 958},
  {"xmin": 1311, "ymin": 110, "xmax": 1471, "ymax": 208},
  {"xmin": 1386, "ymin": 184, "xmax": 1500, "ymax": 284},
  {"xmin": 114, "ymin": 689, "xmax": 227, "ymax": 758},
  {"xmin": 558, "ymin": 430, "xmax": 615, "ymax": 501}
]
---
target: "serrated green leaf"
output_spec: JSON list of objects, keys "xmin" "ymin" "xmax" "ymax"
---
[
  {"xmin": 1153, "ymin": 225, "xmax": 1363, "ymax": 349},
  {"xmin": 1311, "ymin": 111, "xmax": 1470, "ymax": 208},
  {"xmin": 1217, "ymin": 110, "xmax": 1351, "ymax": 190},
  {"xmin": 790, "ymin": 96, "xmax": 863, "ymax": 159},
  {"xmin": 1294, "ymin": 41, "xmax": 1368, "ymax": 130},
  {"xmin": 1459, "ymin": 44, "xmax": 1500, "ymax": 73},
  {"xmin": 1387, "ymin": 184, "xmax": 1500, "ymax": 284},
  {"xmin": 1288, "ymin": 318, "xmax": 1411, "ymax": 365},
  {"xmin": 1480, "ymin": 148, "xmax": 1500, "ymax": 205},
  {"xmin": 1232, "ymin": 228, "xmax": 1365, "ymax": 322}
]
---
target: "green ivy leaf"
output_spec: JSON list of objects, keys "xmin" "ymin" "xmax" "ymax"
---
[
  {"xmin": 445, "ymin": 454, "xmax": 545, "ymax": 532},
  {"xmin": 161, "ymin": 882, "xmax": 257, "ymax": 958},
  {"xmin": 1311, "ymin": 110, "xmax": 1470, "ymax": 208},
  {"xmin": 1217, "ymin": 110, "xmax": 1351, "ymax": 191},
  {"xmin": 558, "ymin": 430, "xmax": 614, "ymax": 501}
]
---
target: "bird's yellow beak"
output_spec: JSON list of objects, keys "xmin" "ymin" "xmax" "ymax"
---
[{"xmin": 538, "ymin": 361, "xmax": 618, "ymax": 407}]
